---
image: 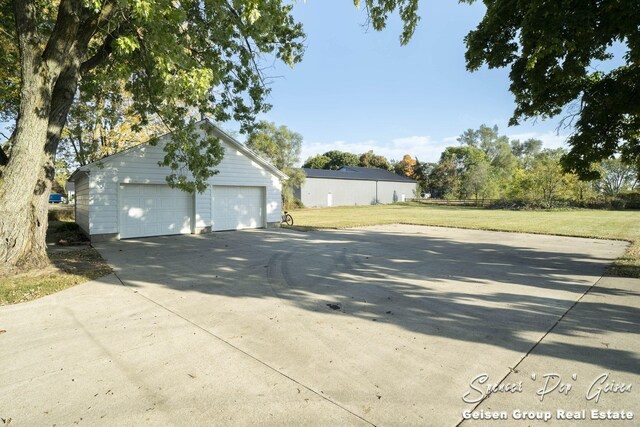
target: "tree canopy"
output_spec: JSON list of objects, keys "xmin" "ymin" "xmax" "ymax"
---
[
  {"xmin": 463, "ymin": 0, "xmax": 640, "ymax": 179},
  {"xmin": 0, "ymin": 0, "xmax": 420, "ymax": 269},
  {"xmin": 246, "ymin": 121, "xmax": 304, "ymax": 208},
  {"xmin": 302, "ymin": 154, "xmax": 331, "ymax": 170},
  {"xmin": 302, "ymin": 150, "xmax": 360, "ymax": 170},
  {"xmin": 360, "ymin": 150, "xmax": 392, "ymax": 170}
]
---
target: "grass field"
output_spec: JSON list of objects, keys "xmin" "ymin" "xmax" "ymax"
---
[{"xmin": 290, "ymin": 203, "xmax": 640, "ymax": 278}]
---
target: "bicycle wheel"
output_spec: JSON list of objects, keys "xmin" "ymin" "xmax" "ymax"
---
[{"xmin": 284, "ymin": 213, "xmax": 294, "ymax": 226}]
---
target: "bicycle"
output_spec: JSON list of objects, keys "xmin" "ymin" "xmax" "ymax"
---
[{"xmin": 281, "ymin": 211, "xmax": 294, "ymax": 226}]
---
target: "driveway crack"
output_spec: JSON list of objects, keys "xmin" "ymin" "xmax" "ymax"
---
[{"xmin": 456, "ymin": 274, "xmax": 608, "ymax": 427}]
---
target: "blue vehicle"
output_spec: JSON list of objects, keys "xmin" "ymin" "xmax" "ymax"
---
[{"xmin": 49, "ymin": 193, "xmax": 63, "ymax": 203}]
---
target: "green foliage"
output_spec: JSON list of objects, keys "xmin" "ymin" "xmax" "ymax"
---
[
  {"xmin": 463, "ymin": 0, "xmax": 640, "ymax": 178},
  {"xmin": 360, "ymin": 0, "xmax": 420, "ymax": 45},
  {"xmin": 59, "ymin": 71, "xmax": 165, "ymax": 167},
  {"xmin": 428, "ymin": 146, "xmax": 489, "ymax": 198},
  {"xmin": 360, "ymin": 150, "xmax": 391, "ymax": 170},
  {"xmin": 302, "ymin": 154, "xmax": 331, "ymax": 169},
  {"xmin": 511, "ymin": 138, "xmax": 542, "ymax": 161},
  {"xmin": 525, "ymin": 149, "xmax": 574, "ymax": 208},
  {"xmin": 323, "ymin": 150, "xmax": 360, "ymax": 170},
  {"xmin": 426, "ymin": 124, "xmax": 631, "ymax": 208},
  {"xmin": 156, "ymin": 123, "xmax": 225, "ymax": 193},
  {"xmin": 412, "ymin": 159, "xmax": 436, "ymax": 193},
  {"xmin": 247, "ymin": 121, "xmax": 302, "ymax": 171},
  {"xmin": 1, "ymin": 0, "xmax": 307, "ymax": 193},
  {"xmin": 303, "ymin": 150, "xmax": 392, "ymax": 172},
  {"xmin": 595, "ymin": 158, "xmax": 639, "ymax": 196},
  {"xmin": 303, "ymin": 150, "xmax": 360, "ymax": 170},
  {"xmin": 247, "ymin": 121, "xmax": 304, "ymax": 209}
]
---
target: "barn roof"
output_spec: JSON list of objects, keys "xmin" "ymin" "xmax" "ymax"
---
[{"xmin": 301, "ymin": 166, "xmax": 415, "ymax": 183}]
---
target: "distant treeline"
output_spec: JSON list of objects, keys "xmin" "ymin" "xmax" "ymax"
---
[{"xmin": 302, "ymin": 125, "xmax": 639, "ymax": 209}]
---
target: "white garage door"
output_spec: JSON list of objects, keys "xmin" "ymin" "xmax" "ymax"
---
[
  {"xmin": 212, "ymin": 186, "xmax": 265, "ymax": 231},
  {"xmin": 119, "ymin": 184, "xmax": 192, "ymax": 239}
]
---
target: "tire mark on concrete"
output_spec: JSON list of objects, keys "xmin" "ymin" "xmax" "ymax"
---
[{"xmin": 266, "ymin": 252, "xmax": 286, "ymax": 298}]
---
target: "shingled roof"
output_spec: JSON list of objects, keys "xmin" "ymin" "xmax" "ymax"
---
[{"xmin": 301, "ymin": 166, "xmax": 415, "ymax": 183}]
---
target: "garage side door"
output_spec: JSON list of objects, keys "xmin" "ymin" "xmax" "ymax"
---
[
  {"xmin": 119, "ymin": 184, "xmax": 192, "ymax": 239},
  {"xmin": 212, "ymin": 186, "xmax": 265, "ymax": 231}
]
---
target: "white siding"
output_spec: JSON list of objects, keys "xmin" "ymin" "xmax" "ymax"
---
[
  {"xmin": 74, "ymin": 173, "xmax": 90, "ymax": 234},
  {"xmin": 206, "ymin": 127, "xmax": 282, "ymax": 225},
  {"xmin": 376, "ymin": 181, "xmax": 418, "ymax": 204},
  {"xmin": 299, "ymin": 178, "xmax": 417, "ymax": 207},
  {"xmin": 300, "ymin": 178, "xmax": 376, "ymax": 207},
  {"xmin": 195, "ymin": 186, "xmax": 211, "ymax": 229},
  {"xmin": 84, "ymin": 124, "xmax": 282, "ymax": 236}
]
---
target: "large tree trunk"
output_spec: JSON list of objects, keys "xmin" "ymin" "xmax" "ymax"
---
[
  {"xmin": 0, "ymin": 0, "xmax": 82, "ymax": 272},
  {"xmin": 0, "ymin": 76, "xmax": 55, "ymax": 270},
  {"xmin": 0, "ymin": 67, "xmax": 80, "ymax": 273}
]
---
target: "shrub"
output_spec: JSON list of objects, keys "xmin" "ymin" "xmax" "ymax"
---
[
  {"xmin": 285, "ymin": 197, "xmax": 304, "ymax": 210},
  {"xmin": 618, "ymin": 192, "xmax": 640, "ymax": 209},
  {"xmin": 610, "ymin": 199, "xmax": 627, "ymax": 210},
  {"xmin": 48, "ymin": 208, "xmax": 74, "ymax": 222}
]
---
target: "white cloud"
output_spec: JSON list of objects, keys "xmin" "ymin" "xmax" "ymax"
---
[
  {"xmin": 299, "ymin": 135, "xmax": 452, "ymax": 165},
  {"xmin": 508, "ymin": 131, "xmax": 570, "ymax": 150}
]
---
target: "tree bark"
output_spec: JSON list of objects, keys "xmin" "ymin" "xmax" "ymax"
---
[
  {"xmin": 0, "ymin": 77, "xmax": 55, "ymax": 270},
  {"xmin": 0, "ymin": 1, "xmax": 57, "ymax": 270},
  {"xmin": 0, "ymin": 0, "xmax": 93, "ymax": 272}
]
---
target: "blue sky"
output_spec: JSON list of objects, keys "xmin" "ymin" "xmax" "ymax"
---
[
  {"xmin": 3, "ymin": 2, "xmax": 619, "ymax": 165},
  {"xmin": 250, "ymin": 0, "xmax": 570, "ymax": 164}
]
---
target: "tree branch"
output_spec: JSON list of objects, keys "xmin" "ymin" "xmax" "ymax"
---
[
  {"xmin": 11, "ymin": 0, "xmax": 37, "ymax": 45},
  {"xmin": 42, "ymin": 0, "xmax": 83, "ymax": 66},
  {"xmin": 79, "ymin": 29, "xmax": 119, "ymax": 73}
]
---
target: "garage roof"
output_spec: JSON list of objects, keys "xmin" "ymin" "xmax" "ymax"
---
[
  {"xmin": 302, "ymin": 166, "xmax": 416, "ymax": 183},
  {"xmin": 69, "ymin": 120, "xmax": 288, "ymax": 182}
]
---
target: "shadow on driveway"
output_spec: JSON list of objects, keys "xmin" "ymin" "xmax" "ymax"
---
[{"xmin": 95, "ymin": 225, "xmax": 638, "ymax": 375}]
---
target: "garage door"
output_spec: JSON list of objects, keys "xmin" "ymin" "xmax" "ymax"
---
[
  {"xmin": 119, "ymin": 184, "xmax": 193, "ymax": 238},
  {"xmin": 212, "ymin": 186, "xmax": 265, "ymax": 231}
]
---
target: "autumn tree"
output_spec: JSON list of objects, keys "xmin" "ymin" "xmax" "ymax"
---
[
  {"xmin": 60, "ymin": 73, "xmax": 164, "ymax": 166},
  {"xmin": 393, "ymin": 154, "xmax": 417, "ymax": 178},
  {"xmin": 247, "ymin": 121, "xmax": 305, "ymax": 208}
]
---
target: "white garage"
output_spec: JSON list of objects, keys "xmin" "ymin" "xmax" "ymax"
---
[
  {"xmin": 119, "ymin": 184, "xmax": 193, "ymax": 239},
  {"xmin": 69, "ymin": 120, "xmax": 286, "ymax": 241},
  {"xmin": 212, "ymin": 186, "xmax": 265, "ymax": 231}
]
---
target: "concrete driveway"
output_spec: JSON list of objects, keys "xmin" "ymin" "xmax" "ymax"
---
[{"xmin": 2, "ymin": 225, "xmax": 639, "ymax": 426}]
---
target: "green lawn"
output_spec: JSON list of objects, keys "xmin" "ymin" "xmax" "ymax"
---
[{"xmin": 289, "ymin": 203, "xmax": 640, "ymax": 278}]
